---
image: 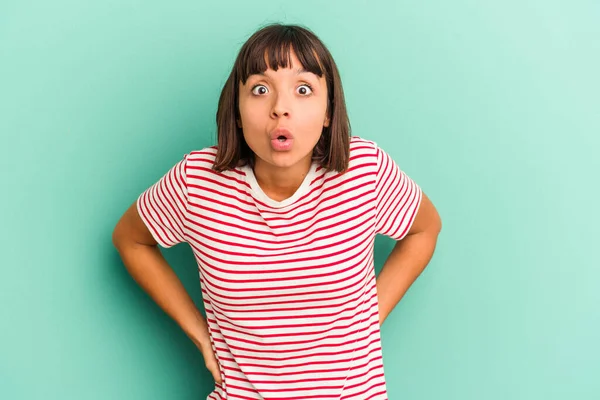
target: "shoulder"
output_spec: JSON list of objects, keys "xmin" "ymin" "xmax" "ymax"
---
[
  {"xmin": 182, "ymin": 145, "xmax": 246, "ymax": 184},
  {"xmin": 185, "ymin": 145, "xmax": 218, "ymax": 166},
  {"xmin": 349, "ymin": 135, "xmax": 376, "ymax": 150},
  {"xmin": 348, "ymin": 136, "xmax": 379, "ymax": 169}
]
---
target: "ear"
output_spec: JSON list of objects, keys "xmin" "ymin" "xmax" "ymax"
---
[{"xmin": 323, "ymin": 115, "xmax": 330, "ymax": 128}]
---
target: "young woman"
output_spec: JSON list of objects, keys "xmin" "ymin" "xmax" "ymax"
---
[{"xmin": 113, "ymin": 23, "xmax": 442, "ymax": 400}]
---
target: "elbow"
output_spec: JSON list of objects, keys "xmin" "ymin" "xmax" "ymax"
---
[
  {"xmin": 435, "ymin": 213, "xmax": 442, "ymax": 234},
  {"xmin": 111, "ymin": 220, "xmax": 129, "ymax": 251},
  {"xmin": 111, "ymin": 224, "xmax": 123, "ymax": 251},
  {"xmin": 424, "ymin": 214, "xmax": 442, "ymax": 239}
]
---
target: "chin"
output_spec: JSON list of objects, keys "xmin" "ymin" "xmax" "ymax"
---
[
  {"xmin": 268, "ymin": 156, "xmax": 301, "ymax": 169},
  {"xmin": 258, "ymin": 151, "xmax": 305, "ymax": 169}
]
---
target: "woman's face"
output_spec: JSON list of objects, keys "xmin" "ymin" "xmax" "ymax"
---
[{"xmin": 238, "ymin": 50, "xmax": 330, "ymax": 172}]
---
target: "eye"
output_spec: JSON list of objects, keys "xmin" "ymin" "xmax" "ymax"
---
[
  {"xmin": 251, "ymin": 85, "xmax": 268, "ymax": 95},
  {"xmin": 297, "ymin": 84, "xmax": 313, "ymax": 96}
]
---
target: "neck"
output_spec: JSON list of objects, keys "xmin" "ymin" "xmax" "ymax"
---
[{"xmin": 253, "ymin": 155, "xmax": 313, "ymax": 202}]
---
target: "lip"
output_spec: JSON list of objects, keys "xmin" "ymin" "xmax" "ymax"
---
[
  {"xmin": 270, "ymin": 127, "xmax": 294, "ymax": 140},
  {"xmin": 269, "ymin": 127, "xmax": 294, "ymax": 152}
]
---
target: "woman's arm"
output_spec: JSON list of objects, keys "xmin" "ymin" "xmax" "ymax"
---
[
  {"xmin": 376, "ymin": 192, "xmax": 442, "ymax": 326},
  {"xmin": 112, "ymin": 202, "xmax": 221, "ymax": 383}
]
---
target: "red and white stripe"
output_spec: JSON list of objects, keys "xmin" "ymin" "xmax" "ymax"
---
[{"xmin": 137, "ymin": 136, "xmax": 422, "ymax": 399}]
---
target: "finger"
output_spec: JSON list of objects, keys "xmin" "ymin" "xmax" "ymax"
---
[
  {"xmin": 205, "ymin": 360, "xmax": 222, "ymax": 384},
  {"xmin": 212, "ymin": 368, "xmax": 222, "ymax": 384}
]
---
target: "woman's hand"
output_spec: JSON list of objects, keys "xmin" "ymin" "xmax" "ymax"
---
[
  {"xmin": 198, "ymin": 340, "xmax": 222, "ymax": 385},
  {"xmin": 188, "ymin": 322, "xmax": 222, "ymax": 385}
]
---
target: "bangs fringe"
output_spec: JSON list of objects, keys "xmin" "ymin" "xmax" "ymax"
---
[{"xmin": 236, "ymin": 26, "xmax": 325, "ymax": 84}]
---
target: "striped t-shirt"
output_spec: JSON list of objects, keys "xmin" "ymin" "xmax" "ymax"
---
[{"xmin": 137, "ymin": 136, "xmax": 422, "ymax": 399}]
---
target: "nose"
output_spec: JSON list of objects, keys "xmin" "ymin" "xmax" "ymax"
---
[{"xmin": 270, "ymin": 92, "xmax": 291, "ymax": 119}]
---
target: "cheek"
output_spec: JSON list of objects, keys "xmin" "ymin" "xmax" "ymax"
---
[
  {"xmin": 301, "ymin": 102, "xmax": 328, "ymax": 128},
  {"xmin": 239, "ymin": 102, "xmax": 264, "ymax": 130}
]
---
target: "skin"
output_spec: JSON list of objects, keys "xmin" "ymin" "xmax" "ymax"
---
[{"xmin": 237, "ymin": 50, "xmax": 330, "ymax": 201}]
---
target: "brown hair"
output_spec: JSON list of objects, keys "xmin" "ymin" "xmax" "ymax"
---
[{"xmin": 213, "ymin": 23, "xmax": 351, "ymax": 173}]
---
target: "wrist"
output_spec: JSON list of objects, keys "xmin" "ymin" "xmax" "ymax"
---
[{"xmin": 181, "ymin": 308, "xmax": 211, "ymax": 348}]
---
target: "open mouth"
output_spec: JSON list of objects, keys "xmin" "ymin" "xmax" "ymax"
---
[{"xmin": 270, "ymin": 134, "xmax": 293, "ymax": 151}]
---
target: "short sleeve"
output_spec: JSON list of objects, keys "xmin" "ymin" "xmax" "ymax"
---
[
  {"xmin": 374, "ymin": 144, "xmax": 423, "ymax": 240},
  {"xmin": 136, "ymin": 154, "xmax": 189, "ymax": 248}
]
